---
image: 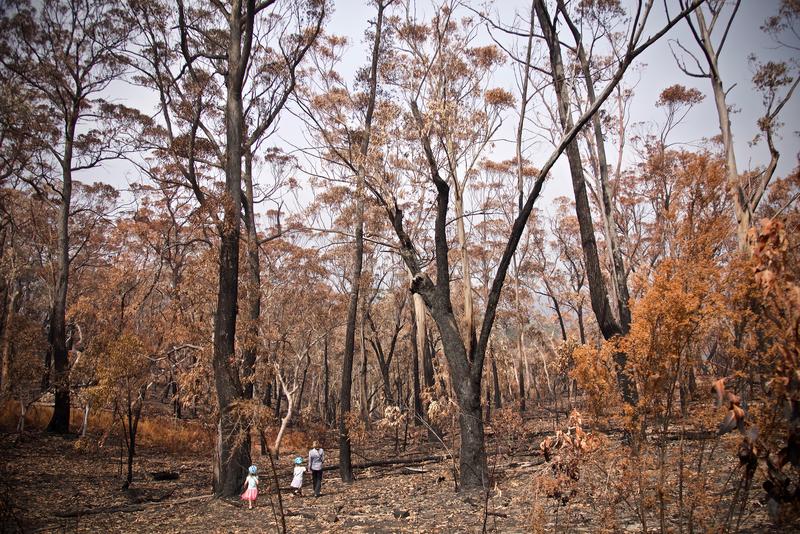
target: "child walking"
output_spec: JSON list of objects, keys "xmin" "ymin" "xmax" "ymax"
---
[
  {"xmin": 241, "ymin": 465, "xmax": 259, "ymax": 509},
  {"xmin": 290, "ymin": 457, "xmax": 306, "ymax": 496}
]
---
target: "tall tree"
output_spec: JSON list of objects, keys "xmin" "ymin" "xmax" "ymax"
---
[
  {"xmin": 0, "ymin": 0, "xmax": 135, "ymax": 433},
  {"xmin": 364, "ymin": 0, "xmax": 703, "ymax": 489},
  {"xmin": 297, "ymin": 0, "xmax": 391, "ymax": 482},
  {"xmin": 128, "ymin": 0, "xmax": 325, "ymax": 496},
  {"xmin": 530, "ymin": 0, "xmax": 694, "ymax": 403},
  {"xmin": 674, "ymin": 0, "xmax": 799, "ymax": 253}
]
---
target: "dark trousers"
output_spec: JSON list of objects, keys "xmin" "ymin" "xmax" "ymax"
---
[{"xmin": 311, "ymin": 469, "xmax": 322, "ymax": 496}]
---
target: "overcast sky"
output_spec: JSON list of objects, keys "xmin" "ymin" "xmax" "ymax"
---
[{"xmin": 91, "ymin": 0, "xmax": 799, "ymax": 220}]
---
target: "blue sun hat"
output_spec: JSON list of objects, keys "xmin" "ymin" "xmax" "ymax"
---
[
  {"xmin": 248, "ymin": 465, "xmax": 258, "ymax": 475},
  {"xmin": 294, "ymin": 457, "xmax": 303, "ymax": 465}
]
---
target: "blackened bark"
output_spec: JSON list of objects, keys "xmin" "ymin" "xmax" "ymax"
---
[
  {"xmin": 241, "ymin": 147, "xmax": 259, "ymax": 401},
  {"xmin": 0, "ymin": 281, "xmax": 19, "ymax": 394},
  {"xmin": 339, "ymin": 0, "xmax": 386, "ymax": 483},
  {"xmin": 577, "ymin": 304, "xmax": 586, "ymax": 345},
  {"xmin": 338, "ymin": 213, "xmax": 361, "ymax": 481},
  {"xmin": 210, "ymin": 0, "xmax": 254, "ymax": 497},
  {"xmin": 491, "ymin": 355, "xmax": 502, "ymax": 410},
  {"xmin": 323, "ymin": 335, "xmax": 331, "ymax": 425},
  {"xmin": 404, "ymin": 115, "xmax": 489, "ymax": 487},
  {"xmin": 367, "ymin": 307, "xmax": 403, "ymax": 407},
  {"xmin": 534, "ymin": 0, "xmax": 635, "ymax": 404},
  {"xmin": 47, "ymin": 117, "xmax": 76, "ymax": 435},
  {"xmin": 559, "ymin": 0, "xmax": 632, "ymax": 332},
  {"xmin": 370, "ymin": 338, "xmax": 393, "ymax": 406},
  {"xmin": 544, "ymin": 280, "xmax": 568, "ymax": 342},
  {"xmin": 274, "ymin": 376, "xmax": 282, "ymax": 421},
  {"xmin": 297, "ymin": 364, "xmax": 308, "ymax": 415},
  {"xmin": 123, "ymin": 386, "xmax": 145, "ymax": 488},
  {"xmin": 358, "ymin": 317, "xmax": 369, "ymax": 422}
]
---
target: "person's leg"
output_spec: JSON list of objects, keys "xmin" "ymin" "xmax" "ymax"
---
[{"xmin": 313, "ymin": 469, "xmax": 323, "ymax": 496}]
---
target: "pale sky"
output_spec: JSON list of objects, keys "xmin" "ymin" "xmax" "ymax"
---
[{"xmin": 87, "ymin": 0, "xmax": 800, "ymax": 222}]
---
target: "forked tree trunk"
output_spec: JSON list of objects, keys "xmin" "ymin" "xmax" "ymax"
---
[
  {"xmin": 534, "ymin": 0, "xmax": 635, "ymax": 404},
  {"xmin": 693, "ymin": 7, "xmax": 749, "ymax": 252},
  {"xmin": 272, "ymin": 377, "xmax": 298, "ymax": 458},
  {"xmin": 559, "ymin": 0, "xmax": 631, "ymax": 329}
]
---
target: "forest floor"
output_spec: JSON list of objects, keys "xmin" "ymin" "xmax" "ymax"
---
[{"xmin": 0, "ymin": 404, "xmax": 791, "ymax": 533}]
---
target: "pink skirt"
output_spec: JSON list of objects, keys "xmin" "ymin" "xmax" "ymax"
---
[{"xmin": 241, "ymin": 487, "xmax": 258, "ymax": 501}]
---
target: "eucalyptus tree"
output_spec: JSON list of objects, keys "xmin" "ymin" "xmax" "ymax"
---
[
  {"xmin": 1, "ymin": 0, "xmax": 138, "ymax": 433},
  {"xmin": 126, "ymin": 0, "xmax": 325, "ymax": 496},
  {"xmin": 363, "ymin": 0, "xmax": 704, "ymax": 489}
]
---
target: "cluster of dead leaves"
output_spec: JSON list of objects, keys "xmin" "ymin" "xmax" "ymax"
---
[
  {"xmin": 536, "ymin": 411, "xmax": 603, "ymax": 505},
  {"xmin": 712, "ymin": 378, "xmax": 747, "ymax": 435}
]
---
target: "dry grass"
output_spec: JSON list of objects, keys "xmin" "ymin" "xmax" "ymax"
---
[{"xmin": 0, "ymin": 401, "xmax": 212, "ymax": 453}]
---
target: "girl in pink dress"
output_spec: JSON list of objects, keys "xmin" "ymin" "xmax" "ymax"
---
[{"xmin": 241, "ymin": 465, "xmax": 259, "ymax": 509}]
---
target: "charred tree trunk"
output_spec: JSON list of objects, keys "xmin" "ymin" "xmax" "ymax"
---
[
  {"xmin": 559, "ymin": 0, "xmax": 632, "ymax": 330},
  {"xmin": 323, "ymin": 335, "xmax": 332, "ymax": 426},
  {"xmin": 0, "ymin": 279, "xmax": 20, "ymax": 394},
  {"xmin": 241, "ymin": 146, "xmax": 259, "ymax": 401},
  {"xmin": 534, "ymin": 0, "xmax": 635, "ymax": 405},
  {"xmin": 491, "ymin": 353, "xmax": 502, "ymax": 410},
  {"xmin": 47, "ymin": 115, "xmax": 77, "ymax": 435},
  {"xmin": 358, "ymin": 315, "xmax": 370, "ymax": 422},
  {"xmin": 122, "ymin": 385, "xmax": 146, "ymax": 489},
  {"xmin": 210, "ymin": 0, "xmax": 254, "ymax": 497},
  {"xmin": 338, "ymin": 0, "xmax": 386, "ymax": 483}
]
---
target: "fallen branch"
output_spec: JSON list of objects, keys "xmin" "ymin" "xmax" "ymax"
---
[
  {"xmin": 285, "ymin": 511, "xmax": 315, "ymax": 519},
  {"xmin": 150, "ymin": 470, "xmax": 180, "ymax": 481},
  {"xmin": 401, "ymin": 467, "xmax": 427, "ymax": 474},
  {"xmin": 55, "ymin": 494, "xmax": 212, "ymax": 518},
  {"xmin": 322, "ymin": 454, "xmax": 451, "ymax": 472}
]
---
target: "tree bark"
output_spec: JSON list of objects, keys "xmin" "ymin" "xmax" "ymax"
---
[
  {"xmin": 241, "ymin": 146, "xmax": 259, "ymax": 401},
  {"xmin": 491, "ymin": 353, "xmax": 502, "ymax": 410},
  {"xmin": 560, "ymin": 0, "xmax": 631, "ymax": 330},
  {"xmin": 211, "ymin": 0, "xmax": 253, "ymax": 497},
  {"xmin": 534, "ymin": 0, "xmax": 635, "ymax": 404},
  {"xmin": 47, "ymin": 113, "xmax": 77, "ymax": 435},
  {"xmin": 410, "ymin": 303, "xmax": 423, "ymax": 424},
  {"xmin": 0, "ymin": 279, "xmax": 19, "ymax": 394},
  {"xmin": 339, "ymin": 0, "xmax": 386, "ymax": 483},
  {"xmin": 693, "ymin": 6, "xmax": 747, "ymax": 252},
  {"xmin": 513, "ymin": 257, "xmax": 526, "ymax": 413},
  {"xmin": 123, "ymin": 387, "xmax": 145, "ymax": 488},
  {"xmin": 359, "ymin": 314, "xmax": 369, "ymax": 421}
]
